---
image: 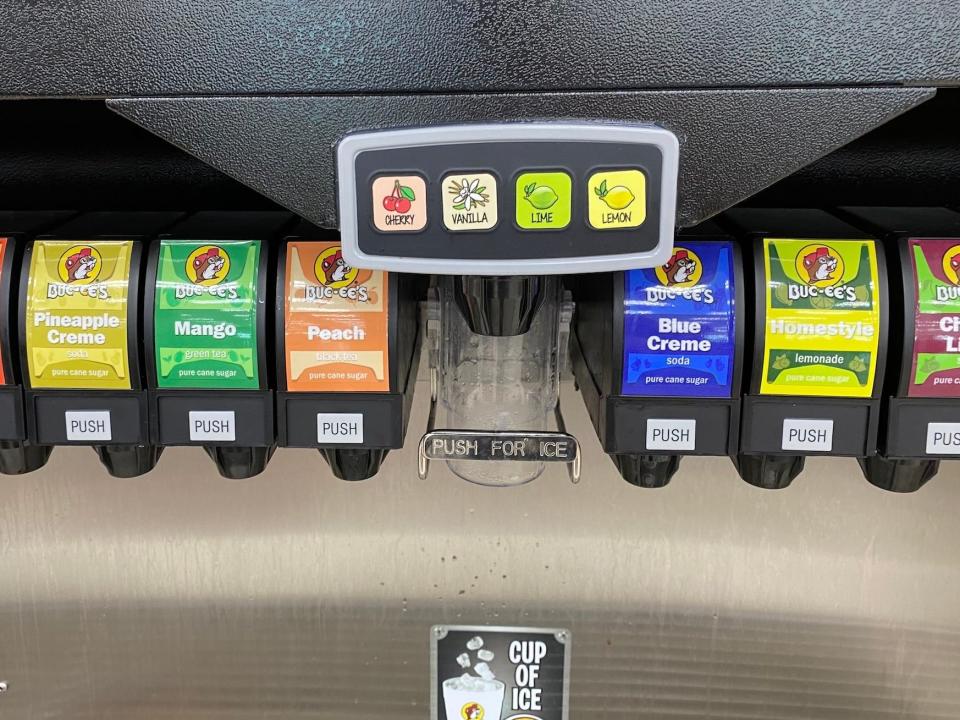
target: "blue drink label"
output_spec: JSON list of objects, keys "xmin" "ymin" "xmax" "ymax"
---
[{"xmin": 621, "ymin": 241, "xmax": 736, "ymax": 397}]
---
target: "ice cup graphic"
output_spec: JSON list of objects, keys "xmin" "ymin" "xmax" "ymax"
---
[{"xmin": 443, "ymin": 675, "xmax": 505, "ymax": 720}]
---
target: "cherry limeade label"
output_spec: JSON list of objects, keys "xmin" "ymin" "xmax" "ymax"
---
[
  {"xmin": 284, "ymin": 241, "xmax": 389, "ymax": 392},
  {"xmin": 25, "ymin": 240, "xmax": 133, "ymax": 389},
  {"xmin": 761, "ymin": 238, "xmax": 880, "ymax": 397},
  {"xmin": 907, "ymin": 238, "xmax": 960, "ymax": 397},
  {"xmin": 154, "ymin": 240, "xmax": 261, "ymax": 389},
  {"xmin": 621, "ymin": 241, "xmax": 736, "ymax": 397}
]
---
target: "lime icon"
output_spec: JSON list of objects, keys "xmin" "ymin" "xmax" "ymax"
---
[{"xmin": 523, "ymin": 182, "xmax": 559, "ymax": 210}]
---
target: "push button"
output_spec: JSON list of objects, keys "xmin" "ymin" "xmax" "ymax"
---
[
  {"xmin": 515, "ymin": 171, "xmax": 572, "ymax": 230},
  {"xmin": 442, "ymin": 172, "xmax": 498, "ymax": 231},
  {"xmin": 371, "ymin": 174, "xmax": 427, "ymax": 232},
  {"xmin": 587, "ymin": 169, "xmax": 646, "ymax": 230}
]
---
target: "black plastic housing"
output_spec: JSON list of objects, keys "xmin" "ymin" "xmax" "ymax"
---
[
  {"xmin": 838, "ymin": 206, "xmax": 960, "ymax": 492},
  {"xmin": 144, "ymin": 211, "xmax": 294, "ymax": 479},
  {"xmin": 723, "ymin": 208, "xmax": 888, "ymax": 489},
  {"xmin": 0, "ymin": 212, "xmax": 75, "ymax": 474},
  {"xmin": 568, "ymin": 222, "xmax": 745, "ymax": 487},
  {"xmin": 21, "ymin": 211, "xmax": 183, "ymax": 477},
  {"xmin": 274, "ymin": 227, "xmax": 423, "ymax": 481}
]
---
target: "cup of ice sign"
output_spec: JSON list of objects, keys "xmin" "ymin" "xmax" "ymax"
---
[
  {"xmin": 382, "ymin": 180, "xmax": 414, "ymax": 214},
  {"xmin": 443, "ymin": 635, "xmax": 505, "ymax": 720}
]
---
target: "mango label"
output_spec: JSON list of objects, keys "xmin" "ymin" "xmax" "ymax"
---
[
  {"xmin": 621, "ymin": 241, "xmax": 736, "ymax": 397},
  {"xmin": 154, "ymin": 240, "xmax": 261, "ymax": 389},
  {"xmin": 907, "ymin": 238, "xmax": 960, "ymax": 397},
  {"xmin": 25, "ymin": 240, "xmax": 133, "ymax": 389},
  {"xmin": 761, "ymin": 238, "xmax": 880, "ymax": 397},
  {"xmin": 284, "ymin": 241, "xmax": 389, "ymax": 392}
]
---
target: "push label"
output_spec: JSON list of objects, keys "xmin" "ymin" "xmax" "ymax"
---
[
  {"xmin": 154, "ymin": 240, "xmax": 261, "ymax": 389},
  {"xmin": 25, "ymin": 240, "xmax": 132, "ymax": 389},
  {"xmin": 285, "ymin": 241, "xmax": 389, "ymax": 392},
  {"xmin": 621, "ymin": 241, "xmax": 736, "ymax": 397},
  {"xmin": 907, "ymin": 238, "xmax": 960, "ymax": 397},
  {"xmin": 761, "ymin": 239, "xmax": 880, "ymax": 397}
]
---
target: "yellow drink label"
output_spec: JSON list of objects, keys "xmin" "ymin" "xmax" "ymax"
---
[
  {"xmin": 24, "ymin": 240, "xmax": 133, "ymax": 389},
  {"xmin": 761, "ymin": 238, "xmax": 880, "ymax": 397}
]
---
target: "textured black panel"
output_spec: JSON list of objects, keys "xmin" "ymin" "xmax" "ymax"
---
[
  {"xmin": 109, "ymin": 88, "xmax": 932, "ymax": 229},
  {"xmin": 1, "ymin": 1, "xmax": 959, "ymax": 97}
]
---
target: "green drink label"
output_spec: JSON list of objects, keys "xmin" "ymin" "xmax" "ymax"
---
[{"xmin": 153, "ymin": 240, "xmax": 261, "ymax": 389}]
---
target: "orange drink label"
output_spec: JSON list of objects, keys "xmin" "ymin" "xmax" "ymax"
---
[{"xmin": 284, "ymin": 241, "xmax": 389, "ymax": 392}]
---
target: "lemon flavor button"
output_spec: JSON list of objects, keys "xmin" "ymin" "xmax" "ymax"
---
[
  {"xmin": 587, "ymin": 169, "xmax": 646, "ymax": 230},
  {"xmin": 515, "ymin": 171, "xmax": 572, "ymax": 230}
]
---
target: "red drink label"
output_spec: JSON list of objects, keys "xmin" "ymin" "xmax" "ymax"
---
[{"xmin": 909, "ymin": 238, "xmax": 960, "ymax": 396}]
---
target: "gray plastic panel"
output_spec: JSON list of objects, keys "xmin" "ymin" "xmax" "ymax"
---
[{"xmin": 337, "ymin": 123, "xmax": 678, "ymax": 274}]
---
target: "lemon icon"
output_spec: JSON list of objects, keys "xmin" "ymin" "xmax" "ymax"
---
[{"xmin": 595, "ymin": 179, "xmax": 635, "ymax": 210}]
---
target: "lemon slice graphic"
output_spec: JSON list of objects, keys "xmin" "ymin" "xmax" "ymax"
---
[{"xmin": 594, "ymin": 179, "xmax": 635, "ymax": 210}]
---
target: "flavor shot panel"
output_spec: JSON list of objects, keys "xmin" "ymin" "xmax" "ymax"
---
[{"xmin": 568, "ymin": 223, "xmax": 744, "ymax": 488}]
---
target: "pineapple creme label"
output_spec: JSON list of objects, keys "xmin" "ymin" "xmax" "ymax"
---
[
  {"xmin": 907, "ymin": 238, "xmax": 960, "ymax": 397},
  {"xmin": 154, "ymin": 239, "xmax": 261, "ymax": 389},
  {"xmin": 284, "ymin": 241, "xmax": 389, "ymax": 392},
  {"xmin": 761, "ymin": 238, "xmax": 880, "ymax": 397},
  {"xmin": 25, "ymin": 240, "xmax": 133, "ymax": 389}
]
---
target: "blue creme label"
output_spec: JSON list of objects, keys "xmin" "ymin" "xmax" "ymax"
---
[{"xmin": 621, "ymin": 240, "xmax": 736, "ymax": 397}]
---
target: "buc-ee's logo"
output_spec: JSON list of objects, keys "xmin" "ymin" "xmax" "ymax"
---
[
  {"xmin": 48, "ymin": 245, "xmax": 108, "ymax": 299},
  {"xmin": 935, "ymin": 245, "xmax": 960, "ymax": 301},
  {"xmin": 788, "ymin": 244, "xmax": 855, "ymax": 301},
  {"xmin": 188, "ymin": 245, "xmax": 229, "ymax": 285},
  {"xmin": 460, "ymin": 702, "xmax": 484, "ymax": 720},
  {"xmin": 646, "ymin": 248, "xmax": 713, "ymax": 303},
  {"xmin": 58, "ymin": 245, "xmax": 101, "ymax": 284},
  {"xmin": 306, "ymin": 246, "xmax": 369, "ymax": 303}
]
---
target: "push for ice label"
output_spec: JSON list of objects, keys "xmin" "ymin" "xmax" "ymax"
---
[
  {"xmin": 621, "ymin": 241, "xmax": 735, "ymax": 397},
  {"xmin": 25, "ymin": 240, "xmax": 133, "ymax": 389},
  {"xmin": 154, "ymin": 240, "xmax": 261, "ymax": 389},
  {"xmin": 433, "ymin": 626, "xmax": 569, "ymax": 720},
  {"xmin": 285, "ymin": 241, "xmax": 389, "ymax": 392},
  {"xmin": 761, "ymin": 238, "xmax": 880, "ymax": 397},
  {"xmin": 907, "ymin": 238, "xmax": 960, "ymax": 397}
]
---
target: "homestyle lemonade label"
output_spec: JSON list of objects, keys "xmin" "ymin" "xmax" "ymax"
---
[
  {"xmin": 284, "ymin": 241, "xmax": 389, "ymax": 392},
  {"xmin": 154, "ymin": 240, "xmax": 261, "ymax": 389},
  {"xmin": 25, "ymin": 240, "xmax": 132, "ymax": 389},
  {"xmin": 907, "ymin": 238, "xmax": 960, "ymax": 397},
  {"xmin": 761, "ymin": 238, "xmax": 880, "ymax": 397},
  {"xmin": 621, "ymin": 241, "xmax": 736, "ymax": 397}
]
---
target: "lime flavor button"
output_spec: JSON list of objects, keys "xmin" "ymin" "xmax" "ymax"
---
[
  {"xmin": 515, "ymin": 171, "xmax": 572, "ymax": 230},
  {"xmin": 587, "ymin": 169, "xmax": 646, "ymax": 230}
]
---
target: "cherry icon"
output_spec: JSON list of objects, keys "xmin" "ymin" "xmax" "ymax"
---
[{"xmin": 381, "ymin": 179, "xmax": 414, "ymax": 214}]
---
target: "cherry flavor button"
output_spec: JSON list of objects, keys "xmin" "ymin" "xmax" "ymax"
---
[{"xmin": 371, "ymin": 175, "xmax": 427, "ymax": 232}]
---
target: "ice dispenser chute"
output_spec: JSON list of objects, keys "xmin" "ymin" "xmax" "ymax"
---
[
  {"xmin": 336, "ymin": 122, "xmax": 679, "ymax": 485},
  {"xmin": 568, "ymin": 222, "xmax": 743, "ymax": 487}
]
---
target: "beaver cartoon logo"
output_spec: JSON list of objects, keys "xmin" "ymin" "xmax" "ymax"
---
[
  {"xmin": 941, "ymin": 245, "xmax": 960, "ymax": 285},
  {"xmin": 655, "ymin": 247, "xmax": 702, "ymax": 288},
  {"xmin": 796, "ymin": 245, "xmax": 843, "ymax": 287},
  {"xmin": 314, "ymin": 247, "xmax": 358, "ymax": 289},
  {"xmin": 57, "ymin": 245, "xmax": 102, "ymax": 284},
  {"xmin": 461, "ymin": 702, "xmax": 484, "ymax": 720},
  {"xmin": 187, "ymin": 245, "xmax": 230, "ymax": 286}
]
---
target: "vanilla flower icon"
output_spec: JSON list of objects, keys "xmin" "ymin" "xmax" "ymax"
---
[{"xmin": 448, "ymin": 177, "xmax": 489, "ymax": 211}]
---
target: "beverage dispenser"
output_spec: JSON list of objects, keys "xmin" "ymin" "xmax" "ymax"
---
[
  {"xmin": 20, "ymin": 211, "xmax": 183, "ymax": 477},
  {"xmin": 839, "ymin": 206, "xmax": 960, "ymax": 492},
  {"xmin": 335, "ymin": 122, "xmax": 679, "ymax": 485},
  {"xmin": 144, "ymin": 211, "xmax": 294, "ymax": 479},
  {"xmin": 724, "ymin": 208, "xmax": 888, "ymax": 489},
  {"xmin": 0, "ymin": 211, "xmax": 74, "ymax": 474},
  {"xmin": 568, "ymin": 220, "xmax": 743, "ymax": 487},
  {"xmin": 275, "ymin": 223, "xmax": 423, "ymax": 480}
]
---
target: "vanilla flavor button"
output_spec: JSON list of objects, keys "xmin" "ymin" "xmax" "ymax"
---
[{"xmin": 442, "ymin": 172, "xmax": 498, "ymax": 232}]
